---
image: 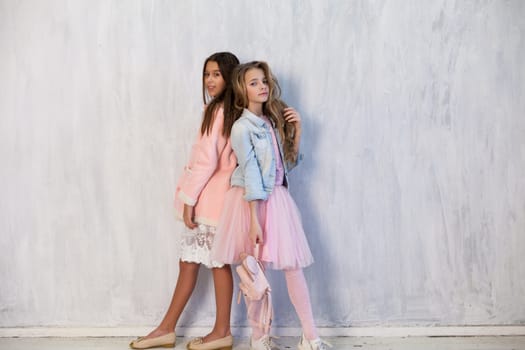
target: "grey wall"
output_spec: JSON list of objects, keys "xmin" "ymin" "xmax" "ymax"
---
[{"xmin": 1, "ymin": 0, "xmax": 524, "ymax": 329}]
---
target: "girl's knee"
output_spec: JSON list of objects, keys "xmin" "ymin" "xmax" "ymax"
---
[{"xmin": 179, "ymin": 260, "xmax": 200, "ymax": 272}]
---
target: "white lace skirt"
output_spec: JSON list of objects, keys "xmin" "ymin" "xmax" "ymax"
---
[{"xmin": 180, "ymin": 223, "xmax": 224, "ymax": 268}]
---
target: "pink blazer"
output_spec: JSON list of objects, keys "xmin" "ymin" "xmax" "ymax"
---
[{"xmin": 174, "ymin": 107, "xmax": 237, "ymax": 226}]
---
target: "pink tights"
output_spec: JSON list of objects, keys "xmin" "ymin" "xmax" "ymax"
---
[{"xmin": 250, "ymin": 268, "xmax": 318, "ymax": 340}]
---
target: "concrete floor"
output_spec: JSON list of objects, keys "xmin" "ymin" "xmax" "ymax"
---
[{"xmin": 0, "ymin": 336, "xmax": 524, "ymax": 350}]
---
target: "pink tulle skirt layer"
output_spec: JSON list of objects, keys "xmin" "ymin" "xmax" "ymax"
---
[{"xmin": 211, "ymin": 185, "xmax": 314, "ymax": 270}]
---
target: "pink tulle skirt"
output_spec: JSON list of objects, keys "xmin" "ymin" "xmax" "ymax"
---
[{"xmin": 211, "ymin": 185, "xmax": 314, "ymax": 270}]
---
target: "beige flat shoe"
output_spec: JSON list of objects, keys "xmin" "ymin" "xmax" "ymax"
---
[
  {"xmin": 186, "ymin": 334, "xmax": 233, "ymax": 350},
  {"xmin": 129, "ymin": 332, "xmax": 176, "ymax": 349}
]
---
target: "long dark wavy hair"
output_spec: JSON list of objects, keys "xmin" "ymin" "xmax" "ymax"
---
[
  {"xmin": 232, "ymin": 61, "xmax": 297, "ymax": 164},
  {"xmin": 200, "ymin": 52, "xmax": 239, "ymax": 137}
]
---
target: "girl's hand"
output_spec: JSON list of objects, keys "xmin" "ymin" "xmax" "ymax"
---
[
  {"xmin": 183, "ymin": 204, "xmax": 198, "ymax": 229},
  {"xmin": 283, "ymin": 107, "xmax": 302, "ymax": 131},
  {"xmin": 249, "ymin": 219, "xmax": 263, "ymax": 246}
]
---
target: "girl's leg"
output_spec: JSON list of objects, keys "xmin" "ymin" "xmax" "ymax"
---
[
  {"xmin": 201, "ymin": 264, "xmax": 234, "ymax": 342},
  {"xmin": 284, "ymin": 268, "xmax": 318, "ymax": 340},
  {"xmin": 145, "ymin": 260, "xmax": 200, "ymax": 338}
]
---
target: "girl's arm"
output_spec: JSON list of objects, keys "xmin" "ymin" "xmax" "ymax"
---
[
  {"xmin": 230, "ymin": 122, "xmax": 268, "ymax": 201},
  {"xmin": 176, "ymin": 108, "xmax": 224, "ymax": 227},
  {"xmin": 248, "ymin": 200, "xmax": 263, "ymax": 245}
]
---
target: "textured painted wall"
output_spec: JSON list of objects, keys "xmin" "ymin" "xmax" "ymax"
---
[{"xmin": 1, "ymin": 0, "xmax": 524, "ymax": 328}]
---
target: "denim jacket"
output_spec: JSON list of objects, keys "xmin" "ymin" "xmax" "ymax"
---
[{"xmin": 230, "ymin": 108, "xmax": 301, "ymax": 201}]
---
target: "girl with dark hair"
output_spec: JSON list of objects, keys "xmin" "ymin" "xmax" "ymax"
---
[{"xmin": 130, "ymin": 52, "xmax": 239, "ymax": 350}]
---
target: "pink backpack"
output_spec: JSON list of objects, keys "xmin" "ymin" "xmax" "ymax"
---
[{"xmin": 236, "ymin": 246, "xmax": 273, "ymax": 333}]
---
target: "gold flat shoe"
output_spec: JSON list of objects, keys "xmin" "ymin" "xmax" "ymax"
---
[
  {"xmin": 186, "ymin": 334, "xmax": 233, "ymax": 350},
  {"xmin": 129, "ymin": 332, "xmax": 176, "ymax": 349}
]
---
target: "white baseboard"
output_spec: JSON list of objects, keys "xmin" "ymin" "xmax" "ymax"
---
[{"xmin": 1, "ymin": 326, "xmax": 524, "ymax": 338}]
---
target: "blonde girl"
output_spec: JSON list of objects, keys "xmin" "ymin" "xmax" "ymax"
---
[{"xmin": 212, "ymin": 61, "xmax": 330, "ymax": 350}]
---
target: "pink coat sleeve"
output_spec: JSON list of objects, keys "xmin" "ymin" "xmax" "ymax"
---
[{"xmin": 175, "ymin": 109, "xmax": 224, "ymax": 207}]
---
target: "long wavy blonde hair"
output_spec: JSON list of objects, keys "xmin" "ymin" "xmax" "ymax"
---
[{"xmin": 232, "ymin": 61, "xmax": 297, "ymax": 164}]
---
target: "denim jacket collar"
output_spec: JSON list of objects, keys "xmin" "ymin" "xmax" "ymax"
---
[{"xmin": 241, "ymin": 108, "xmax": 271, "ymax": 129}]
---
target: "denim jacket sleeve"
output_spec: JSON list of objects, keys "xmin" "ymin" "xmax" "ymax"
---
[
  {"xmin": 285, "ymin": 149, "xmax": 303, "ymax": 173},
  {"xmin": 230, "ymin": 122, "xmax": 269, "ymax": 201}
]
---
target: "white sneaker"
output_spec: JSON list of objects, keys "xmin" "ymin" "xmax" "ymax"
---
[
  {"xmin": 297, "ymin": 334, "xmax": 332, "ymax": 350},
  {"xmin": 250, "ymin": 335, "xmax": 278, "ymax": 350}
]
